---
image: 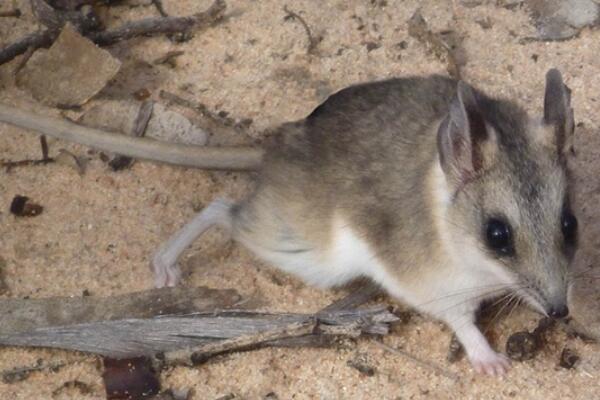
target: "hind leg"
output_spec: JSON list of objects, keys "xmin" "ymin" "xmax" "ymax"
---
[{"xmin": 151, "ymin": 199, "xmax": 233, "ymax": 287}]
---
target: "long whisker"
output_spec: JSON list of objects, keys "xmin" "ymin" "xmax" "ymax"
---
[{"xmin": 482, "ymin": 292, "xmax": 518, "ymax": 335}]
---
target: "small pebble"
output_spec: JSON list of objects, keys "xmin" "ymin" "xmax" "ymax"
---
[
  {"xmin": 10, "ymin": 195, "xmax": 43, "ymax": 217},
  {"xmin": 506, "ymin": 331, "xmax": 539, "ymax": 361},
  {"xmin": 559, "ymin": 347, "xmax": 580, "ymax": 369}
]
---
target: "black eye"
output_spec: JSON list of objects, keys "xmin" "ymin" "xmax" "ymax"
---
[
  {"xmin": 485, "ymin": 218, "xmax": 513, "ymax": 255},
  {"xmin": 561, "ymin": 210, "xmax": 578, "ymax": 246}
]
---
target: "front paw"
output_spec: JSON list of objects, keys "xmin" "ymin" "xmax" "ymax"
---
[{"xmin": 469, "ymin": 349, "xmax": 510, "ymax": 376}]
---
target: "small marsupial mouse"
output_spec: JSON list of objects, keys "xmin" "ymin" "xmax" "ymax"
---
[
  {"xmin": 0, "ymin": 69, "xmax": 577, "ymax": 375},
  {"xmin": 150, "ymin": 69, "xmax": 577, "ymax": 375}
]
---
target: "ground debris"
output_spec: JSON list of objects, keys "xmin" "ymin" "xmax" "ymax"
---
[
  {"xmin": 79, "ymin": 100, "xmax": 209, "ymax": 150},
  {"xmin": 215, "ymin": 394, "xmax": 236, "ymax": 400},
  {"xmin": 0, "ymin": 8, "xmax": 21, "ymax": 17},
  {"xmin": 506, "ymin": 318, "xmax": 555, "ymax": 361},
  {"xmin": 153, "ymin": 50, "xmax": 185, "ymax": 67},
  {"xmin": 446, "ymin": 334, "xmax": 464, "ymax": 363},
  {"xmin": 1, "ymin": 359, "xmax": 66, "ymax": 384},
  {"xmin": 525, "ymin": 0, "xmax": 599, "ymax": 41},
  {"xmin": 54, "ymin": 149, "xmax": 87, "ymax": 175},
  {"xmin": 347, "ymin": 353, "xmax": 376, "ymax": 377},
  {"xmin": 103, "ymin": 356, "xmax": 160, "ymax": 400},
  {"xmin": 16, "ymin": 23, "xmax": 120, "ymax": 107},
  {"xmin": 0, "ymin": 0, "xmax": 226, "ymax": 66},
  {"xmin": 506, "ymin": 330, "xmax": 539, "ymax": 361},
  {"xmin": 0, "ymin": 256, "xmax": 8, "ymax": 296},
  {"xmin": 51, "ymin": 380, "xmax": 94, "ymax": 397},
  {"xmin": 558, "ymin": 347, "xmax": 580, "ymax": 369},
  {"xmin": 9, "ymin": 195, "xmax": 44, "ymax": 217},
  {"xmin": 407, "ymin": 9, "xmax": 465, "ymax": 79},
  {"xmin": 283, "ymin": 6, "xmax": 322, "ymax": 55},
  {"xmin": 108, "ymin": 100, "xmax": 154, "ymax": 171}
]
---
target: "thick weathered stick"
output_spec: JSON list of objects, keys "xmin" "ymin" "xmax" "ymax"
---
[
  {"xmin": 0, "ymin": 279, "xmax": 397, "ymax": 362},
  {"xmin": 0, "ymin": 104, "xmax": 264, "ymax": 170},
  {"xmin": 0, "ymin": 286, "xmax": 243, "ymax": 335},
  {"xmin": 0, "ymin": 307, "xmax": 397, "ymax": 359},
  {"xmin": 0, "ymin": 30, "xmax": 54, "ymax": 66}
]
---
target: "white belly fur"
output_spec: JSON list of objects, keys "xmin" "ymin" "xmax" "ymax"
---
[{"xmin": 245, "ymin": 214, "xmax": 413, "ymax": 295}]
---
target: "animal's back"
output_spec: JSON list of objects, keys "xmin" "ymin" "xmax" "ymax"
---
[{"xmin": 232, "ymin": 76, "xmax": 457, "ymax": 285}]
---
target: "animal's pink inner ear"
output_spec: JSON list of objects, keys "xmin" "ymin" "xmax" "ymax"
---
[{"xmin": 437, "ymin": 81, "xmax": 489, "ymax": 180}]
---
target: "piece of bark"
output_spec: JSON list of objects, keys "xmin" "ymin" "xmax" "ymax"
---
[
  {"xmin": 0, "ymin": 306, "xmax": 397, "ymax": 359},
  {"xmin": 0, "ymin": 286, "xmax": 242, "ymax": 336},
  {"xmin": 16, "ymin": 23, "xmax": 121, "ymax": 107}
]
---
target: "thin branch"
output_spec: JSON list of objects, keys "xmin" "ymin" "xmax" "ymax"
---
[
  {"xmin": 87, "ymin": 0, "xmax": 226, "ymax": 46},
  {"xmin": 372, "ymin": 340, "xmax": 460, "ymax": 382},
  {"xmin": 0, "ymin": 29, "xmax": 55, "ymax": 66},
  {"xmin": 163, "ymin": 320, "xmax": 315, "ymax": 366},
  {"xmin": 108, "ymin": 100, "xmax": 154, "ymax": 170},
  {"xmin": 1, "ymin": 361, "xmax": 67, "ymax": 384},
  {"xmin": 152, "ymin": 0, "xmax": 168, "ymax": 17},
  {"xmin": 283, "ymin": 6, "xmax": 319, "ymax": 55},
  {"xmin": 0, "ymin": 9, "xmax": 21, "ymax": 17}
]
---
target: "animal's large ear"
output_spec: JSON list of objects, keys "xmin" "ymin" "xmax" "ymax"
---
[
  {"xmin": 543, "ymin": 69, "xmax": 574, "ymax": 155},
  {"xmin": 437, "ymin": 81, "xmax": 493, "ymax": 184}
]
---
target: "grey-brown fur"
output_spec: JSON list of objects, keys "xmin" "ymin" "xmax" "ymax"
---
[
  {"xmin": 234, "ymin": 76, "xmax": 457, "ymax": 276},
  {"xmin": 152, "ymin": 69, "xmax": 576, "ymax": 374},
  {"xmin": 232, "ymin": 73, "xmax": 574, "ymax": 307}
]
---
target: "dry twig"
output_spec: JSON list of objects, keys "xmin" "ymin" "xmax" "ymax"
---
[
  {"xmin": 372, "ymin": 340, "xmax": 460, "ymax": 382},
  {"xmin": 0, "ymin": 9, "xmax": 21, "ymax": 17},
  {"xmin": 283, "ymin": 6, "xmax": 320, "ymax": 55},
  {"xmin": 1, "ymin": 135, "xmax": 54, "ymax": 170},
  {"xmin": 88, "ymin": 0, "xmax": 226, "ymax": 46},
  {"xmin": 108, "ymin": 100, "xmax": 154, "ymax": 170}
]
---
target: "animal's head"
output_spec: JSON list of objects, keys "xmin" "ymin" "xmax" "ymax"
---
[{"xmin": 437, "ymin": 69, "xmax": 577, "ymax": 319}]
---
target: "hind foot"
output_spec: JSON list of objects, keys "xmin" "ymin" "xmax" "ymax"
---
[{"xmin": 151, "ymin": 256, "xmax": 182, "ymax": 288}]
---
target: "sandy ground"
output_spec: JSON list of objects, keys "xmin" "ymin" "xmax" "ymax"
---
[{"xmin": 1, "ymin": 0, "xmax": 600, "ymax": 399}]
